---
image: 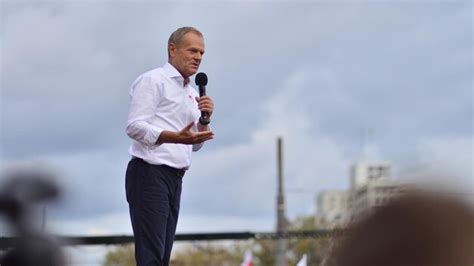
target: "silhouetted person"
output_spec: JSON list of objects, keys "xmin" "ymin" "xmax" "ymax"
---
[
  {"xmin": 0, "ymin": 171, "xmax": 64, "ymax": 266},
  {"xmin": 329, "ymin": 192, "xmax": 474, "ymax": 266}
]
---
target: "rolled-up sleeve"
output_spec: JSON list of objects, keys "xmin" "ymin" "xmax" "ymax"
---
[{"xmin": 126, "ymin": 76, "xmax": 163, "ymax": 147}]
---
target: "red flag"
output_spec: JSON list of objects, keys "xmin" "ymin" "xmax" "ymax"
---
[{"xmin": 241, "ymin": 250, "xmax": 253, "ymax": 266}]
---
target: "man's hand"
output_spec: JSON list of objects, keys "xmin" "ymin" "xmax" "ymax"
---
[
  {"xmin": 195, "ymin": 96, "xmax": 214, "ymax": 119},
  {"xmin": 177, "ymin": 122, "xmax": 214, "ymax": 144},
  {"xmin": 157, "ymin": 122, "xmax": 214, "ymax": 145}
]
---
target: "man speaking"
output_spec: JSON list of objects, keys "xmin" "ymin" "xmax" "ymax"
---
[{"xmin": 125, "ymin": 27, "xmax": 214, "ymax": 266}]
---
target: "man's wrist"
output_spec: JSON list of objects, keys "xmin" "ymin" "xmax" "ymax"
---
[
  {"xmin": 157, "ymin": 131, "xmax": 180, "ymax": 144},
  {"xmin": 199, "ymin": 117, "xmax": 210, "ymax": 126}
]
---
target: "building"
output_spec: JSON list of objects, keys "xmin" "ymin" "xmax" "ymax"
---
[
  {"xmin": 317, "ymin": 190, "xmax": 350, "ymax": 229},
  {"xmin": 316, "ymin": 160, "xmax": 412, "ymax": 229},
  {"xmin": 350, "ymin": 161, "xmax": 391, "ymax": 190}
]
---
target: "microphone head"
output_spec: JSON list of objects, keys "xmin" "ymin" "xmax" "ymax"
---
[{"xmin": 195, "ymin": 72, "xmax": 208, "ymax": 86}]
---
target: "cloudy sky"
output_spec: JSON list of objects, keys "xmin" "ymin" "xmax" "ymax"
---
[{"xmin": 1, "ymin": 0, "xmax": 472, "ymax": 239}]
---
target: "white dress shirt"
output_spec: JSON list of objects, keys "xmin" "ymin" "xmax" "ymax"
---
[{"xmin": 126, "ymin": 63, "xmax": 203, "ymax": 169}]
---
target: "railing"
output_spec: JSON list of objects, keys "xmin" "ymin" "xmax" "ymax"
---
[{"xmin": 0, "ymin": 230, "xmax": 341, "ymax": 248}]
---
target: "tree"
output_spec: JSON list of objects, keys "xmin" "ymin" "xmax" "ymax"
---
[
  {"xmin": 102, "ymin": 215, "xmax": 335, "ymax": 265},
  {"xmin": 103, "ymin": 244, "xmax": 134, "ymax": 266},
  {"xmin": 252, "ymin": 215, "xmax": 334, "ymax": 266},
  {"xmin": 286, "ymin": 215, "xmax": 333, "ymax": 266},
  {"xmin": 172, "ymin": 242, "xmax": 248, "ymax": 265},
  {"xmin": 102, "ymin": 242, "xmax": 251, "ymax": 266}
]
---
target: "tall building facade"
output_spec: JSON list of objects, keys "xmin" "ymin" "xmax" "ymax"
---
[
  {"xmin": 317, "ymin": 190, "xmax": 350, "ymax": 229},
  {"xmin": 316, "ymin": 160, "xmax": 412, "ymax": 229}
]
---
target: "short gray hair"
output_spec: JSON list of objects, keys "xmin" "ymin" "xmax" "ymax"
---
[{"xmin": 168, "ymin": 27, "xmax": 203, "ymax": 57}]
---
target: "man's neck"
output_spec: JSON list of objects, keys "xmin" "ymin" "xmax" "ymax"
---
[
  {"xmin": 183, "ymin": 77, "xmax": 190, "ymax": 87},
  {"xmin": 168, "ymin": 61, "xmax": 190, "ymax": 87}
]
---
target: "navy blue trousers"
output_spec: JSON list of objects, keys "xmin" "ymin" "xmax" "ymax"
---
[{"xmin": 126, "ymin": 158, "xmax": 185, "ymax": 266}]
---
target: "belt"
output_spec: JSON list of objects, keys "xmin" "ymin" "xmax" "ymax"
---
[
  {"xmin": 160, "ymin": 164, "xmax": 187, "ymax": 178},
  {"xmin": 131, "ymin": 157, "xmax": 187, "ymax": 178}
]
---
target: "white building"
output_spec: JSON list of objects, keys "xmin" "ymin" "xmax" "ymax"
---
[
  {"xmin": 316, "ymin": 160, "xmax": 412, "ymax": 229},
  {"xmin": 350, "ymin": 161, "xmax": 391, "ymax": 190},
  {"xmin": 317, "ymin": 190, "xmax": 350, "ymax": 229}
]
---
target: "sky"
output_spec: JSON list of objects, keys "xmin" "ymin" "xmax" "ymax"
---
[{"xmin": 1, "ymin": 0, "xmax": 472, "ymax": 242}]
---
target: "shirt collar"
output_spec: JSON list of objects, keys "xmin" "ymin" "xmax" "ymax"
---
[{"xmin": 164, "ymin": 62, "xmax": 190, "ymax": 87}]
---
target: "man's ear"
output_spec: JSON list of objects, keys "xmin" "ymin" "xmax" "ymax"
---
[{"xmin": 169, "ymin": 43, "xmax": 176, "ymax": 57}]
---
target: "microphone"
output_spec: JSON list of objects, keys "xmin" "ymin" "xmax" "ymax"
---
[{"xmin": 195, "ymin": 72, "xmax": 210, "ymax": 125}]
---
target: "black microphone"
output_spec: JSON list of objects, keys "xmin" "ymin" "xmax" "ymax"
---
[{"xmin": 195, "ymin": 72, "xmax": 210, "ymax": 125}]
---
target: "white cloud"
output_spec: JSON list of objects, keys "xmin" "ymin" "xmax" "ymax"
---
[
  {"xmin": 417, "ymin": 136, "xmax": 473, "ymax": 177},
  {"xmin": 185, "ymin": 67, "xmax": 351, "ymax": 225},
  {"xmin": 49, "ymin": 211, "xmax": 131, "ymax": 236},
  {"xmin": 398, "ymin": 136, "xmax": 473, "ymax": 192},
  {"xmin": 1, "ymin": 1, "xmax": 471, "ymax": 238}
]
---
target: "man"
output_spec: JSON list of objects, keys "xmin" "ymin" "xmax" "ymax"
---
[{"xmin": 125, "ymin": 27, "xmax": 214, "ymax": 266}]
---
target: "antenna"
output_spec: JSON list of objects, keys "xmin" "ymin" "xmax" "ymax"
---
[{"xmin": 362, "ymin": 127, "xmax": 379, "ymax": 160}]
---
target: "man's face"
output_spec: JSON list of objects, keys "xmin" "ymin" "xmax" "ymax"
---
[{"xmin": 169, "ymin": 32, "xmax": 205, "ymax": 78}]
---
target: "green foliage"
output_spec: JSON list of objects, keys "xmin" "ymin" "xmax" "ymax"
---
[
  {"xmin": 103, "ymin": 244, "xmax": 135, "ymax": 266},
  {"xmin": 172, "ymin": 242, "xmax": 248, "ymax": 265},
  {"xmin": 102, "ymin": 215, "xmax": 335, "ymax": 265},
  {"xmin": 253, "ymin": 239, "xmax": 276, "ymax": 266},
  {"xmin": 252, "ymin": 215, "xmax": 333, "ymax": 266},
  {"xmin": 287, "ymin": 215, "xmax": 333, "ymax": 265}
]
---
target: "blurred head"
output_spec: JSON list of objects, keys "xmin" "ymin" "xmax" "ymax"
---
[
  {"xmin": 330, "ymin": 192, "xmax": 474, "ymax": 266},
  {"xmin": 168, "ymin": 27, "xmax": 204, "ymax": 79}
]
